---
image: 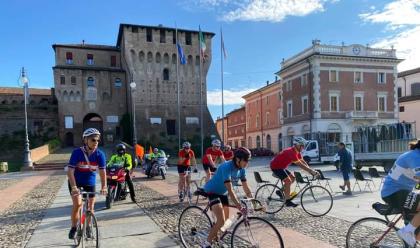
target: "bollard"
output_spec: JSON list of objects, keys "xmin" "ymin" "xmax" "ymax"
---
[{"xmin": 0, "ymin": 162, "xmax": 8, "ymax": 173}]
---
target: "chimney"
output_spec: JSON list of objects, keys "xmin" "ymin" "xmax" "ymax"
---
[
  {"xmin": 275, "ymin": 76, "xmax": 278, "ymax": 81},
  {"xmin": 266, "ymin": 80, "xmax": 269, "ymax": 86}
]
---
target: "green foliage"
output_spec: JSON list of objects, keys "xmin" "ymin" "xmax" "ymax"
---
[
  {"xmin": 120, "ymin": 112, "xmax": 133, "ymax": 144},
  {"xmin": 48, "ymin": 138, "xmax": 61, "ymax": 151}
]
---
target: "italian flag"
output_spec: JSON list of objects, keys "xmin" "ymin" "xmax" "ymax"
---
[{"xmin": 199, "ymin": 26, "xmax": 206, "ymax": 60}]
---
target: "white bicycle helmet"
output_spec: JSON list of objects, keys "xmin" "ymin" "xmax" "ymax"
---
[
  {"xmin": 293, "ymin": 137, "xmax": 307, "ymax": 146},
  {"xmin": 211, "ymin": 139, "xmax": 221, "ymax": 147},
  {"xmin": 182, "ymin": 141, "xmax": 191, "ymax": 148},
  {"xmin": 82, "ymin": 128, "xmax": 100, "ymax": 138}
]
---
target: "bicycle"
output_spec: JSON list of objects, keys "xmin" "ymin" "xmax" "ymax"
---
[
  {"xmin": 178, "ymin": 190, "xmax": 284, "ymax": 247},
  {"xmin": 345, "ymin": 202, "xmax": 417, "ymax": 247},
  {"xmin": 255, "ymin": 172, "xmax": 333, "ymax": 217},
  {"xmin": 180, "ymin": 167, "xmax": 200, "ymax": 205},
  {"xmin": 73, "ymin": 190, "xmax": 100, "ymax": 248}
]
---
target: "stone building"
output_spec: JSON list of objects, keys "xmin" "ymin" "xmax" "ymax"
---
[
  {"xmin": 278, "ymin": 40, "xmax": 401, "ymax": 150},
  {"xmin": 0, "ymin": 87, "xmax": 58, "ymax": 137},
  {"xmin": 225, "ymin": 106, "xmax": 246, "ymax": 148},
  {"xmin": 397, "ymin": 67, "xmax": 420, "ymax": 138},
  {"xmin": 53, "ymin": 23, "xmax": 217, "ymax": 149},
  {"xmin": 243, "ymin": 81, "xmax": 282, "ymax": 152}
]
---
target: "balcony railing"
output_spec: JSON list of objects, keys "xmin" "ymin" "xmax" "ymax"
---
[{"xmin": 345, "ymin": 111, "xmax": 378, "ymax": 119}]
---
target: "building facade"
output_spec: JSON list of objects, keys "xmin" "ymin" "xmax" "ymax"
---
[
  {"xmin": 215, "ymin": 116, "xmax": 228, "ymax": 144},
  {"xmin": 278, "ymin": 40, "xmax": 401, "ymax": 150},
  {"xmin": 397, "ymin": 67, "xmax": 420, "ymax": 138},
  {"xmin": 243, "ymin": 81, "xmax": 282, "ymax": 152},
  {"xmin": 53, "ymin": 23, "xmax": 217, "ymax": 149},
  {"xmin": 226, "ymin": 106, "xmax": 246, "ymax": 148}
]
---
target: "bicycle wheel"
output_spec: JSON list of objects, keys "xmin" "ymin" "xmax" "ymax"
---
[
  {"xmin": 231, "ymin": 216, "xmax": 284, "ymax": 248},
  {"xmin": 346, "ymin": 217, "xmax": 404, "ymax": 248},
  {"xmin": 189, "ymin": 181, "xmax": 199, "ymax": 205},
  {"xmin": 255, "ymin": 184, "xmax": 285, "ymax": 214},
  {"xmin": 178, "ymin": 205, "xmax": 212, "ymax": 247},
  {"xmin": 300, "ymin": 185, "xmax": 333, "ymax": 217},
  {"xmin": 84, "ymin": 212, "xmax": 99, "ymax": 248}
]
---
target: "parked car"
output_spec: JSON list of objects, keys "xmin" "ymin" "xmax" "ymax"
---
[{"xmin": 249, "ymin": 147, "xmax": 274, "ymax": 157}]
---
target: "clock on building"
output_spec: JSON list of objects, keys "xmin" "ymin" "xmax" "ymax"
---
[{"xmin": 352, "ymin": 46, "xmax": 361, "ymax": 55}]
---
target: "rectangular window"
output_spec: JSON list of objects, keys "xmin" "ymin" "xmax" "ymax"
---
[
  {"xmin": 266, "ymin": 96, "xmax": 269, "ymax": 105},
  {"xmin": 378, "ymin": 96, "xmax": 386, "ymax": 112},
  {"xmin": 265, "ymin": 112, "xmax": 269, "ymax": 126},
  {"xmin": 66, "ymin": 52, "xmax": 73, "ymax": 64},
  {"xmin": 278, "ymin": 91, "xmax": 281, "ymax": 100},
  {"xmin": 166, "ymin": 120, "xmax": 176, "ymax": 135},
  {"xmin": 329, "ymin": 70, "xmax": 339, "ymax": 82},
  {"xmin": 60, "ymin": 75, "xmax": 65, "ymax": 85},
  {"xmin": 330, "ymin": 96, "xmax": 338, "ymax": 111},
  {"xmin": 87, "ymin": 54, "xmax": 94, "ymax": 65},
  {"xmin": 378, "ymin": 72, "xmax": 386, "ymax": 84},
  {"xmin": 301, "ymin": 96, "xmax": 308, "ymax": 114},
  {"xmin": 64, "ymin": 116, "xmax": 73, "ymax": 129},
  {"xmin": 355, "ymin": 96, "xmax": 362, "ymax": 111},
  {"xmin": 399, "ymin": 106, "xmax": 405, "ymax": 112},
  {"xmin": 185, "ymin": 32, "xmax": 192, "ymax": 45},
  {"xmin": 278, "ymin": 109, "xmax": 281, "ymax": 124},
  {"xmin": 186, "ymin": 117, "xmax": 199, "ymax": 124},
  {"xmin": 398, "ymin": 87, "xmax": 402, "ymax": 98},
  {"xmin": 256, "ymin": 114, "xmax": 260, "ymax": 128},
  {"xmin": 71, "ymin": 76, "xmax": 76, "ymax": 85},
  {"xmin": 160, "ymin": 29, "xmax": 166, "ymax": 43},
  {"xmin": 111, "ymin": 55, "xmax": 117, "ymax": 67},
  {"xmin": 287, "ymin": 101, "xmax": 293, "ymax": 117},
  {"xmin": 132, "ymin": 26, "xmax": 138, "ymax": 33},
  {"xmin": 172, "ymin": 31, "xmax": 176, "ymax": 44},
  {"xmin": 301, "ymin": 74, "xmax": 307, "ymax": 87},
  {"xmin": 146, "ymin": 28, "xmax": 152, "ymax": 42},
  {"xmin": 354, "ymin": 71, "xmax": 363, "ymax": 83},
  {"xmin": 150, "ymin": 117, "xmax": 161, "ymax": 124}
]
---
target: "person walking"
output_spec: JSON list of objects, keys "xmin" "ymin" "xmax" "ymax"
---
[{"xmin": 337, "ymin": 142, "xmax": 353, "ymax": 195}]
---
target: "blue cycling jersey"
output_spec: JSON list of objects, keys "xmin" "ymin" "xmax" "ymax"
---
[
  {"xmin": 203, "ymin": 160, "xmax": 246, "ymax": 195},
  {"xmin": 68, "ymin": 147, "xmax": 106, "ymax": 186},
  {"xmin": 381, "ymin": 149, "xmax": 420, "ymax": 198}
]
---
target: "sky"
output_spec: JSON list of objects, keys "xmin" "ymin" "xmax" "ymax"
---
[{"xmin": 1, "ymin": 0, "xmax": 419, "ymax": 120}]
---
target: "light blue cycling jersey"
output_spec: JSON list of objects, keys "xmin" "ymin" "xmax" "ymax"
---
[
  {"xmin": 203, "ymin": 160, "xmax": 246, "ymax": 195},
  {"xmin": 381, "ymin": 149, "xmax": 420, "ymax": 198}
]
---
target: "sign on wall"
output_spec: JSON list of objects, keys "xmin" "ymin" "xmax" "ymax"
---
[
  {"xmin": 106, "ymin": 115, "xmax": 119, "ymax": 123},
  {"xmin": 65, "ymin": 116, "xmax": 73, "ymax": 129}
]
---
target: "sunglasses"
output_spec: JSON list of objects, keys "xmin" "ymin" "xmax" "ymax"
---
[{"xmin": 90, "ymin": 138, "xmax": 100, "ymax": 143}]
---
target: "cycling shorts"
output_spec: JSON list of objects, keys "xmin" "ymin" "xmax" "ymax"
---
[
  {"xmin": 68, "ymin": 181, "xmax": 96, "ymax": 198},
  {"xmin": 203, "ymin": 163, "xmax": 217, "ymax": 172},
  {"xmin": 208, "ymin": 193, "xmax": 229, "ymax": 207},
  {"xmin": 272, "ymin": 169, "xmax": 294, "ymax": 181},
  {"xmin": 177, "ymin": 165, "xmax": 191, "ymax": 174}
]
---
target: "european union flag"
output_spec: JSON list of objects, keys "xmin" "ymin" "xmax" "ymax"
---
[{"xmin": 177, "ymin": 43, "xmax": 186, "ymax": 65}]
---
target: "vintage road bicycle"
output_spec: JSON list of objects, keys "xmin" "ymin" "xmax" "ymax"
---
[{"xmin": 73, "ymin": 190, "xmax": 100, "ymax": 248}]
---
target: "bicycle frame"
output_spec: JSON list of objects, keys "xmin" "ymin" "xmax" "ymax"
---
[
  {"xmin": 268, "ymin": 175, "xmax": 316, "ymax": 201},
  {"xmin": 374, "ymin": 214, "xmax": 404, "ymax": 246}
]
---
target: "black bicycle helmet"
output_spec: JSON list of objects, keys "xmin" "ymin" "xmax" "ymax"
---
[
  {"xmin": 234, "ymin": 147, "xmax": 251, "ymax": 161},
  {"xmin": 116, "ymin": 143, "xmax": 126, "ymax": 153}
]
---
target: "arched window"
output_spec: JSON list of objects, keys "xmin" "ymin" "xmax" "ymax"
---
[
  {"xmin": 147, "ymin": 52, "xmax": 153, "ymax": 63},
  {"xmin": 163, "ymin": 53, "xmax": 169, "ymax": 64},
  {"xmin": 266, "ymin": 134, "xmax": 271, "ymax": 150},
  {"xmin": 256, "ymin": 136, "xmax": 261, "ymax": 148},
  {"xmin": 248, "ymin": 136, "xmax": 252, "ymax": 148},
  {"xmin": 172, "ymin": 54, "xmax": 177, "ymax": 64},
  {"xmin": 139, "ymin": 51, "xmax": 145, "ymax": 63},
  {"xmin": 156, "ymin": 52, "xmax": 161, "ymax": 63},
  {"xmin": 163, "ymin": 68, "xmax": 169, "ymax": 80},
  {"xmin": 87, "ymin": 77, "xmax": 95, "ymax": 87}
]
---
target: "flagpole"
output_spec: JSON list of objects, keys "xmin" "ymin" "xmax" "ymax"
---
[
  {"xmin": 199, "ymin": 26, "xmax": 204, "ymax": 160},
  {"xmin": 220, "ymin": 27, "xmax": 225, "ymax": 145},
  {"xmin": 175, "ymin": 23, "xmax": 181, "ymax": 150}
]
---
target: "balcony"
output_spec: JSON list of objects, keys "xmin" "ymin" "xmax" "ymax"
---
[{"xmin": 345, "ymin": 111, "xmax": 378, "ymax": 119}]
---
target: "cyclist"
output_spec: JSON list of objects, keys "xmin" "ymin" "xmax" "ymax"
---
[
  {"xmin": 223, "ymin": 145, "xmax": 234, "ymax": 161},
  {"xmin": 201, "ymin": 147, "xmax": 253, "ymax": 248},
  {"xmin": 270, "ymin": 136, "xmax": 319, "ymax": 207},
  {"xmin": 381, "ymin": 139, "xmax": 420, "ymax": 247},
  {"xmin": 107, "ymin": 143, "xmax": 136, "ymax": 202},
  {"xmin": 67, "ymin": 128, "xmax": 107, "ymax": 239},
  {"xmin": 177, "ymin": 141, "xmax": 197, "ymax": 201},
  {"xmin": 202, "ymin": 139, "xmax": 225, "ymax": 181}
]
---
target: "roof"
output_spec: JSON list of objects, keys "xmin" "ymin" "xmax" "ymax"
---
[
  {"xmin": 242, "ymin": 80, "xmax": 281, "ymax": 99},
  {"xmin": 0, "ymin": 87, "xmax": 52, "ymax": 96},
  {"xmin": 52, "ymin": 44, "xmax": 119, "ymax": 52},
  {"xmin": 399, "ymin": 95, "xmax": 420, "ymax": 103},
  {"xmin": 398, "ymin": 67, "xmax": 420, "ymax": 78},
  {"xmin": 226, "ymin": 106, "xmax": 245, "ymax": 116},
  {"xmin": 116, "ymin": 23, "xmax": 216, "ymax": 47}
]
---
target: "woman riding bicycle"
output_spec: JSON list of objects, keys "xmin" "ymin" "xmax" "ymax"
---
[
  {"xmin": 202, "ymin": 139, "xmax": 225, "ymax": 182},
  {"xmin": 200, "ymin": 147, "xmax": 253, "ymax": 248},
  {"xmin": 177, "ymin": 141, "xmax": 197, "ymax": 201},
  {"xmin": 381, "ymin": 139, "xmax": 420, "ymax": 247},
  {"xmin": 67, "ymin": 128, "xmax": 107, "ymax": 239}
]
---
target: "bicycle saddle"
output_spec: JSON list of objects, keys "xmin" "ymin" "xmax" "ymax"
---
[
  {"xmin": 193, "ymin": 188, "xmax": 208, "ymax": 197},
  {"xmin": 372, "ymin": 202, "xmax": 401, "ymax": 215}
]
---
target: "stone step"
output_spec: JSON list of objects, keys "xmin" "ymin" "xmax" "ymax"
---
[{"xmin": 33, "ymin": 162, "xmax": 66, "ymax": 171}]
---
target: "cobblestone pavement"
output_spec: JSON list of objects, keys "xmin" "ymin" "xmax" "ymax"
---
[
  {"xmin": 133, "ymin": 174, "xmax": 351, "ymax": 248},
  {"xmin": 0, "ymin": 172, "xmax": 66, "ymax": 248},
  {"xmin": 0, "ymin": 178, "xmax": 20, "ymax": 190}
]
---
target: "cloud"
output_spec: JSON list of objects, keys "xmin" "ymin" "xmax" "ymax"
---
[
  {"xmin": 360, "ymin": 0, "xmax": 420, "ymax": 71},
  {"xmin": 207, "ymin": 88, "xmax": 257, "ymax": 105},
  {"xmin": 187, "ymin": 0, "xmax": 337, "ymax": 22}
]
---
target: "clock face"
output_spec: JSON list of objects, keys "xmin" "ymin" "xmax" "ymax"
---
[{"xmin": 352, "ymin": 46, "xmax": 361, "ymax": 55}]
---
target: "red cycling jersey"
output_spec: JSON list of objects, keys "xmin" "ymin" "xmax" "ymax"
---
[
  {"xmin": 202, "ymin": 147, "xmax": 224, "ymax": 165},
  {"xmin": 270, "ymin": 147, "xmax": 302, "ymax": 170},
  {"xmin": 178, "ymin": 149, "xmax": 195, "ymax": 167},
  {"xmin": 223, "ymin": 150, "xmax": 234, "ymax": 161}
]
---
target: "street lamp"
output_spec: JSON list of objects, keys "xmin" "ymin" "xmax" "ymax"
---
[
  {"xmin": 130, "ymin": 81, "xmax": 137, "ymax": 150},
  {"xmin": 20, "ymin": 67, "xmax": 33, "ymax": 169}
]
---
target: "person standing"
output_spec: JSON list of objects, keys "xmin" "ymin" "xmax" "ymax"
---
[{"xmin": 337, "ymin": 142, "xmax": 353, "ymax": 195}]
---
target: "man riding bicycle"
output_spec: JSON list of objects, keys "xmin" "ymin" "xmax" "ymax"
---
[
  {"xmin": 201, "ymin": 147, "xmax": 253, "ymax": 248},
  {"xmin": 107, "ymin": 143, "xmax": 136, "ymax": 202},
  {"xmin": 67, "ymin": 128, "xmax": 107, "ymax": 239},
  {"xmin": 177, "ymin": 141, "xmax": 197, "ymax": 201},
  {"xmin": 202, "ymin": 139, "xmax": 225, "ymax": 181},
  {"xmin": 270, "ymin": 137, "xmax": 319, "ymax": 207},
  {"xmin": 381, "ymin": 139, "xmax": 420, "ymax": 247}
]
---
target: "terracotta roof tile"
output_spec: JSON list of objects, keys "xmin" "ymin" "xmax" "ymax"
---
[{"xmin": 0, "ymin": 87, "xmax": 51, "ymax": 96}]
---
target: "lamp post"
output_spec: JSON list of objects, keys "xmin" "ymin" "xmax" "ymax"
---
[
  {"xmin": 21, "ymin": 67, "xmax": 33, "ymax": 169},
  {"xmin": 130, "ymin": 81, "xmax": 137, "ymax": 151}
]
